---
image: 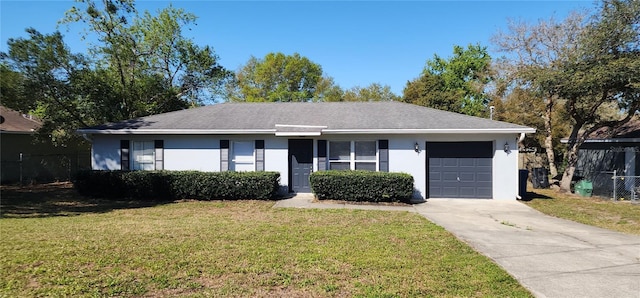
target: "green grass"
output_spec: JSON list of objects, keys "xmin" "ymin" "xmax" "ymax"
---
[
  {"xmin": 0, "ymin": 183, "xmax": 532, "ymax": 297},
  {"xmin": 524, "ymin": 188, "xmax": 640, "ymax": 235}
]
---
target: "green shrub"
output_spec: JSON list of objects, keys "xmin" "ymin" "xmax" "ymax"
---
[
  {"xmin": 74, "ymin": 170, "xmax": 280, "ymax": 200},
  {"xmin": 310, "ymin": 170, "xmax": 414, "ymax": 203}
]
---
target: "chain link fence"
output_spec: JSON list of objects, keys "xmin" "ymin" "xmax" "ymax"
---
[
  {"xmin": 1, "ymin": 152, "xmax": 91, "ymax": 185},
  {"xmin": 611, "ymin": 172, "xmax": 640, "ymax": 202},
  {"xmin": 577, "ymin": 171, "xmax": 612, "ymax": 198}
]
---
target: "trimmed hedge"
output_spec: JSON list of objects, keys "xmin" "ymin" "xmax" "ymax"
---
[
  {"xmin": 310, "ymin": 170, "xmax": 414, "ymax": 203},
  {"xmin": 74, "ymin": 170, "xmax": 280, "ymax": 200}
]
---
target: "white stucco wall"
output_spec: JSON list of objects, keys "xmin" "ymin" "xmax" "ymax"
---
[
  {"xmin": 164, "ymin": 136, "xmax": 218, "ymax": 171},
  {"xmin": 91, "ymin": 134, "xmax": 291, "ymax": 190},
  {"xmin": 418, "ymin": 134, "xmax": 520, "ymax": 200},
  {"xmin": 91, "ymin": 135, "xmax": 122, "ymax": 170},
  {"xmin": 383, "ymin": 133, "xmax": 521, "ymax": 200},
  {"xmin": 264, "ymin": 137, "xmax": 289, "ymax": 190},
  {"xmin": 387, "ymin": 136, "xmax": 427, "ymax": 198},
  {"xmin": 91, "ymin": 133, "xmax": 522, "ymax": 200},
  {"xmin": 491, "ymin": 134, "xmax": 521, "ymax": 200}
]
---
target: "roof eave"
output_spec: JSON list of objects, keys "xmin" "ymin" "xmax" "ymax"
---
[
  {"xmin": 78, "ymin": 127, "xmax": 535, "ymax": 135},
  {"xmin": 0, "ymin": 130, "xmax": 36, "ymax": 135},
  {"xmin": 322, "ymin": 128, "xmax": 536, "ymax": 134},
  {"xmin": 76, "ymin": 129, "xmax": 278, "ymax": 135},
  {"xmin": 275, "ymin": 132, "xmax": 322, "ymax": 137}
]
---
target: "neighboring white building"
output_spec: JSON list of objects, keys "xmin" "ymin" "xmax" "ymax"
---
[{"xmin": 78, "ymin": 101, "xmax": 535, "ymax": 200}]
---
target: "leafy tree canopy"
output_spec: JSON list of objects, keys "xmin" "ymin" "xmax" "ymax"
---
[
  {"xmin": 342, "ymin": 83, "xmax": 400, "ymax": 102},
  {"xmin": 227, "ymin": 52, "xmax": 323, "ymax": 102},
  {"xmin": 492, "ymin": 11, "xmax": 585, "ymax": 177},
  {"xmin": 403, "ymin": 44, "xmax": 492, "ymax": 116},
  {"xmin": 548, "ymin": 0, "xmax": 640, "ymax": 190},
  {"xmin": 1, "ymin": 0, "xmax": 229, "ymax": 144},
  {"xmin": 490, "ymin": 87, "xmax": 571, "ymax": 154},
  {"xmin": 312, "ymin": 76, "xmax": 344, "ymax": 102},
  {"xmin": 493, "ymin": 0, "xmax": 639, "ymax": 190}
]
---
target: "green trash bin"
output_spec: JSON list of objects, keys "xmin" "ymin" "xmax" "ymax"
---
[{"xmin": 574, "ymin": 180, "xmax": 593, "ymax": 197}]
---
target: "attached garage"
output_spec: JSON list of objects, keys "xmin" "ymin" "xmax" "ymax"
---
[{"xmin": 427, "ymin": 142, "xmax": 493, "ymax": 198}]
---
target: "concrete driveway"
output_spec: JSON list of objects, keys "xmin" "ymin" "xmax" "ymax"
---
[{"xmin": 414, "ymin": 199, "xmax": 640, "ymax": 298}]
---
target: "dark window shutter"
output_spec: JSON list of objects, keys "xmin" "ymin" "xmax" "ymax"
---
[
  {"xmin": 220, "ymin": 140, "xmax": 229, "ymax": 171},
  {"xmin": 255, "ymin": 140, "xmax": 265, "ymax": 171},
  {"xmin": 378, "ymin": 140, "xmax": 388, "ymax": 172},
  {"xmin": 120, "ymin": 140, "xmax": 130, "ymax": 170},
  {"xmin": 154, "ymin": 140, "xmax": 164, "ymax": 170},
  {"xmin": 317, "ymin": 140, "xmax": 327, "ymax": 171}
]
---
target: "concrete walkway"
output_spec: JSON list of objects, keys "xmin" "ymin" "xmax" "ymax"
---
[
  {"xmin": 274, "ymin": 195, "xmax": 640, "ymax": 298},
  {"xmin": 273, "ymin": 193, "xmax": 416, "ymax": 212}
]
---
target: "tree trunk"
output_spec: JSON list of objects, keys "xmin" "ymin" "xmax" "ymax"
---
[
  {"xmin": 560, "ymin": 123, "xmax": 584, "ymax": 192},
  {"xmin": 559, "ymin": 143, "xmax": 579, "ymax": 192},
  {"xmin": 543, "ymin": 97, "xmax": 558, "ymax": 177}
]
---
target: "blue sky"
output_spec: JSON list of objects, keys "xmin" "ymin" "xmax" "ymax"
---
[{"xmin": 1, "ymin": 1, "xmax": 592, "ymax": 96}]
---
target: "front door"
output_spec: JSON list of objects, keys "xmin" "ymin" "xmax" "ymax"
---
[{"xmin": 289, "ymin": 139, "xmax": 313, "ymax": 193}]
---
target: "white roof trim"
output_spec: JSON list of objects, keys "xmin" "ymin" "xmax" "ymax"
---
[
  {"xmin": 275, "ymin": 124, "xmax": 328, "ymax": 129},
  {"xmin": 77, "ymin": 129, "xmax": 277, "ymax": 135},
  {"xmin": 78, "ymin": 127, "xmax": 535, "ymax": 135},
  {"xmin": 275, "ymin": 132, "xmax": 322, "ymax": 137},
  {"xmin": 321, "ymin": 128, "xmax": 536, "ymax": 134}
]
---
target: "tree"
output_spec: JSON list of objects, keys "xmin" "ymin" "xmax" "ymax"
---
[
  {"xmin": 0, "ymin": 63, "xmax": 27, "ymax": 112},
  {"xmin": 490, "ymin": 86, "xmax": 571, "ymax": 154},
  {"xmin": 403, "ymin": 44, "xmax": 493, "ymax": 116},
  {"xmin": 227, "ymin": 53, "xmax": 399, "ymax": 103},
  {"xmin": 1, "ymin": 29, "xmax": 94, "ymax": 142},
  {"xmin": 61, "ymin": 0, "xmax": 229, "ymax": 115},
  {"xmin": 227, "ymin": 52, "xmax": 323, "ymax": 102},
  {"xmin": 492, "ymin": 12, "xmax": 585, "ymax": 178},
  {"xmin": 312, "ymin": 76, "xmax": 344, "ymax": 102},
  {"xmin": 550, "ymin": 0, "xmax": 640, "ymax": 191},
  {"xmin": 342, "ymin": 83, "xmax": 400, "ymax": 102},
  {"xmin": 1, "ymin": 0, "xmax": 229, "ymax": 144},
  {"xmin": 402, "ymin": 72, "xmax": 464, "ymax": 111}
]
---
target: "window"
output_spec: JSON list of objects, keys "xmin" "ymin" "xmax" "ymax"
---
[
  {"xmin": 132, "ymin": 141, "xmax": 155, "ymax": 170},
  {"xmin": 329, "ymin": 141, "xmax": 351, "ymax": 170},
  {"xmin": 328, "ymin": 141, "xmax": 377, "ymax": 171},
  {"xmin": 355, "ymin": 141, "xmax": 376, "ymax": 170},
  {"xmin": 232, "ymin": 141, "xmax": 254, "ymax": 171},
  {"xmin": 221, "ymin": 140, "xmax": 264, "ymax": 172}
]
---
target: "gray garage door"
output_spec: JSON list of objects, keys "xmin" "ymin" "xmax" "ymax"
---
[{"xmin": 427, "ymin": 142, "xmax": 493, "ymax": 198}]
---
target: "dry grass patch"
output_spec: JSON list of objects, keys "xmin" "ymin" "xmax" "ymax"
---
[
  {"xmin": 1, "ymin": 185, "xmax": 532, "ymax": 297},
  {"xmin": 525, "ymin": 188, "xmax": 640, "ymax": 235}
]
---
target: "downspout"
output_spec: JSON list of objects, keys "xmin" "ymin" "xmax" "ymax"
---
[{"xmin": 515, "ymin": 133, "xmax": 526, "ymax": 200}]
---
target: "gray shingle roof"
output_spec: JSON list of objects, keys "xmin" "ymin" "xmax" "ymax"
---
[{"xmin": 79, "ymin": 101, "xmax": 535, "ymax": 134}]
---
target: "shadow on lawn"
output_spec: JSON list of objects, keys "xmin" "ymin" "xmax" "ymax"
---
[
  {"xmin": 0, "ymin": 182, "xmax": 171, "ymax": 218},
  {"xmin": 521, "ymin": 191, "xmax": 554, "ymax": 201}
]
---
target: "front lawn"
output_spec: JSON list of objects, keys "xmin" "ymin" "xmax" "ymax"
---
[
  {"xmin": 0, "ymin": 184, "xmax": 532, "ymax": 297},
  {"xmin": 524, "ymin": 188, "xmax": 640, "ymax": 235}
]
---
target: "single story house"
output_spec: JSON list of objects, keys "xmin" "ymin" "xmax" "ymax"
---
[{"xmin": 77, "ymin": 101, "xmax": 535, "ymax": 200}]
